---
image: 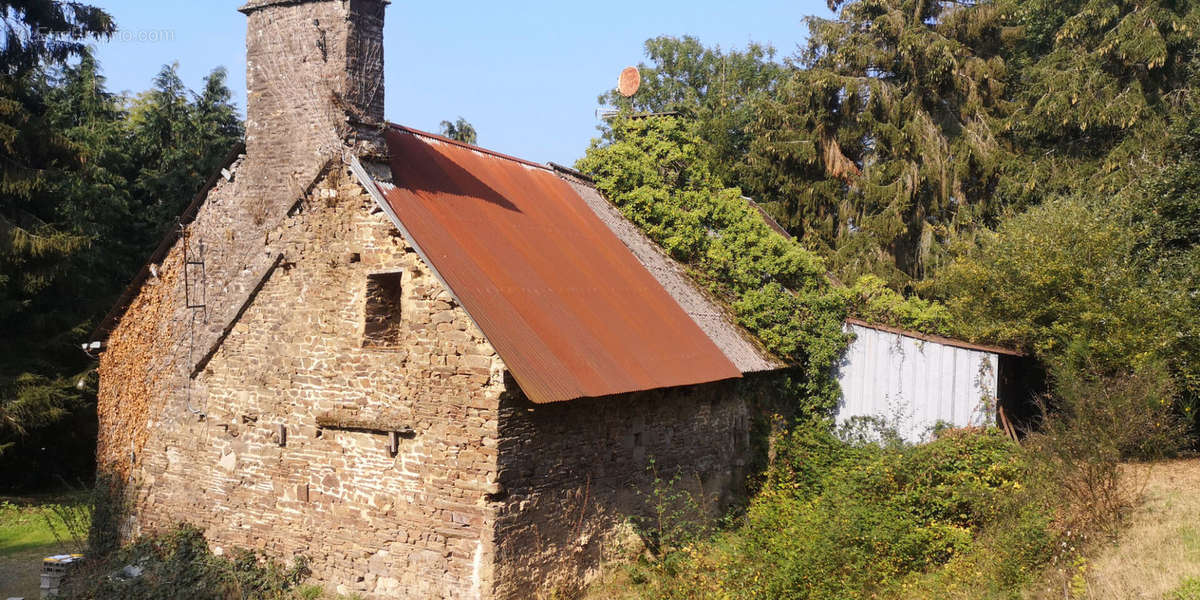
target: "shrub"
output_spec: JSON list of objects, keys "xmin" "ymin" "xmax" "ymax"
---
[
  {"xmin": 933, "ymin": 191, "xmax": 1199, "ymax": 440},
  {"xmin": 631, "ymin": 459, "xmax": 717, "ymax": 558},
  {"xmin": 736, "ymin": 427, "xmax": 1046, "ymax": 600},
  {"xmin": 1024, "ymin": 363, "xmax": 1186, "ymax": 537},
  {"xmin": 842, "ymin": 274, "xmax": 953, "ymax": 335},
  {"xmin": 619, "ymin": 426, "xmax": 1054, "ymax": 600},
  {"xmin": 60, "ymin": 524, "xmax": 310, "ymax": 600}
]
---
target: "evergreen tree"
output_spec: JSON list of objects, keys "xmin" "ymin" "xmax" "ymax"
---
[
  {"xmin": 996, "ymin": 0, "xmax": 1200, "ymax": 205},
  {"xmin": 0, "ymin": 52, "xmax": 243, "ymax": 487},
  {"xmin": 744, "ymin": 0, "xmax": 1011, "ymax": 284},
  {"xmin": 438, "ymin": 117, "xmax": 477, "ymax": 144},
  {"xmin": 0, "ymin": 0, "xmax": 113, "ymax": 465}
]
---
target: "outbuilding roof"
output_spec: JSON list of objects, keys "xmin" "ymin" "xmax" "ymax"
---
[{"xmin": 375, "ymin": 125, "xmax": 746, "ymax": 404}]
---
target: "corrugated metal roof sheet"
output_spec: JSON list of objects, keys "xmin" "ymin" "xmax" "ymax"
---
[
  {"xmin": 845, "ymin": 318, "xmax": 1025, "ymax": 356},
  {"xmin": 379, "ymin": 125, "xmax": 742, "ymax": 404},
  {"xmin": 552, "ymin": 167, "xmax": 782, "ymax": 374}
]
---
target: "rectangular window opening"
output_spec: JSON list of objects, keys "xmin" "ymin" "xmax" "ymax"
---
[{"xmin": 364, "ymin": 272, "xmax": 405, "ymax": 349}]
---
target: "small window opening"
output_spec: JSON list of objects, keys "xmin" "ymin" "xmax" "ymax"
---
[{"xmin": 364, "ymin": 272, "xmax": 405, "ymax": 349}]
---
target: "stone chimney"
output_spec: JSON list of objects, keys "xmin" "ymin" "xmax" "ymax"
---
[{"xmin": 239, "ymin": 0, "xmax": 388, "ymax": 202}]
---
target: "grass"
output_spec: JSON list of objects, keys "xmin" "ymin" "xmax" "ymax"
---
[
  {"xmin": 0, "ymin": 494, "xmax": 90, "ymax": 556},
  {"xmin": 0, "ymin": 493, "xmax": 91, "ymax": 599},
  {"xmin": 1080, "ymin": 459, "xmax": 1200, "ymax": 599},
  {"xmin": 1169, "ymin": 578, "xmax": 1200, "ymax": 600}
]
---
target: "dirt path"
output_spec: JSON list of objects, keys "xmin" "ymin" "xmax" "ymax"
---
[
  {"xmin": 1084, "ymin": 458, "xmax": 1200, "ymax": 599},
  {"xmin": 0, "ymin": 543, "xmax": 77, "ymax": 600}
]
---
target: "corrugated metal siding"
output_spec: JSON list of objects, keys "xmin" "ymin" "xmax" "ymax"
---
[
  {"xmin": 379, "ymin": 126, "xmax": 742, "ymax": 404},
  {"xmin": 837, "ymin": 323, "xmax": 998, "ymax": 442}
]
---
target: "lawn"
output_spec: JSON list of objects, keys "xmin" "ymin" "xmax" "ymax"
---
[
  {"xmin": 0, "ymin": 496, "xmax": 89, "ymax": 556},
  {"xmin": 0, "ymin": 494, "xmax": 90, "ymax": 599}
]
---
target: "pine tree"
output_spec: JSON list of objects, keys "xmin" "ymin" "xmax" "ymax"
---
[
  {"xmin": 126, "ymin": 64, "xmax": 244, "ymax": 246},
  {"xmin": 997, "ymin": 0, "xmax": 1200, "ymax": 203},
  {"xmin": 0, "ymin": 51, "xmax": 243, "ymax": 485},
  {"xmin": 743, "ymin": 0, "xmax": 1012, "ymax": 284},
  {"xmin": 438, "ymin": 117, "xmax": 477, "ymax": 144}
]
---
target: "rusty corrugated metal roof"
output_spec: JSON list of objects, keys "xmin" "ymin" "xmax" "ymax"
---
[
  {"xmin": 380, "ymin": 125, "xmax": 742, "ymax": 404},
  {"xmin": 553, "ymin": 167, "xmax": 782, "ymax": 374}
]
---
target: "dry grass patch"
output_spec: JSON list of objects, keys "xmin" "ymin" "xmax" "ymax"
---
[{"xmin": 1082, "ymin": 459, "xmax": 1200, "ymax": 599}]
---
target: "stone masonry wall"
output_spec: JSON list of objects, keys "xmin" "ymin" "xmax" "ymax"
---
[
  {"xmin": 243, "ymin": 0, "xmax": 387, "ymax": 214},
  {"xmin": 99, "ymin": 0, "xmax": 389, "ymax": 476},
  {"xmin": 98, "ymin": 165, "xmax": 507, "ymax": 599},
  {"xmin": 491, "ymin": 379, "xmax": 769, "ymax": 599}
]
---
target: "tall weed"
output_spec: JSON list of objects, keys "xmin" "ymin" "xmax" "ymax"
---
[{"xmin": 1025, "ymin": 363, "xmax": 1186, "ymax": 538}]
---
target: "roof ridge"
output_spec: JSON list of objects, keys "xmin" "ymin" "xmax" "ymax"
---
[
  {"xmin": 844, "ymin": 318, "xmax": 1025, "ymax": 357},
  {"xmin": 547, "ymin": 162, "xmax": 596, "ymax": 185},
  {"xmin": 386, "ymin": 123, "xmax": 551, "ymax": 172}
]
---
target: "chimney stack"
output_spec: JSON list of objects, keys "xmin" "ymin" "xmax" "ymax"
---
[{"xmin": 239, "ymin": 0, "xmax": 387, "ymax": 200}]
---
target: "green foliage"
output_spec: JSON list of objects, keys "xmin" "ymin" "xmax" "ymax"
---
[
  {"xmin": 1127, "ymin": 104, "xmax": 1200, "ymax": 426},
  {"xmin": 438, "ymin": 117, "xmax": 477, "ymax": 144},
  {"xmin": 842, "ymin": 275, "xmax": 953, "ymax": 335},
  {"xmin": 577, "ymin": 116, "xmax": 849, "ymax": 411},
  {"xmin": 744, "ymin": 0, "xmax": 1012, "ymax": 284},
  {"xmin": 598, "ymin": 35, "xmax": 785, "ymax": 190},
  {"xmin": 933, "ymin": 189, "xmax": 1198, "ymax": 431},
  {"xmin": 620, "ymin": 427, "xmax": 1054, "ymax": 600},
  {"xmin": 1004, "ymin": 0, "xmax": 1198, "ymax": 153},
  {"xmin": 577, "ymin": 117, "xmax": 956, "ymax": 413},
  {"xmin": 608, "ymin": 0, "xmax": 1200, "ymax": 296},
  {"xmin": 935, "ymin": 193, "xmax": 1168, "ymax": 363},
  {"xmin": 630, "ymin": 459, "xmax": 717, "ymax": 559},
  {"xmin": 0, "ymin": 0, "xmax": 115, "ymax": 77},
  {"xmin": 61, "ymin": 524, "xmax": 310, "ymax": 600},
  {"xmin": 0, "ymin": 52, "xmax": 243, "ymax": 488},
  {"xmin": 1023, "ymin": 363, "xmax": 1185, "ymax": 537},
  {"xmin": 741, "ymin": 428, "xmax": 1044, "ymax": 600}
]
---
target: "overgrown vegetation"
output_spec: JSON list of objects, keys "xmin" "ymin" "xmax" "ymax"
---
[
  {"xmin": 59, "ymin": 524, "xmax": 312, "ymax": 600},
  {"xmin": 598, "ymin": 371, "xmax": 1184, "ymax": 599},
  {"xmin": 604, "ymin": 426, "xmax": 1053, "ymax": 599},
  {"xmin": 577, "ymin": 116, "xmax": 947, "ymax": 413},
  {"xmin": 597, "ymin": 0, "xmax": 1199, "ymax": 434}
]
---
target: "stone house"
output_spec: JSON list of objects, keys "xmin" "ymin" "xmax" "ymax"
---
[
  {"xmin": 90, "ymin": 1, "xmax": 1035, "ymax": 597},
  {"xmin": 91, "ymin": 1, "xmax": 783, "ymax": 597}
]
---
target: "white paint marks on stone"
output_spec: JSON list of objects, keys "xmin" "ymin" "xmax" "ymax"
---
[{"xmin": 471, "ymin": 540, "xmax": 484, "ymax": 600}]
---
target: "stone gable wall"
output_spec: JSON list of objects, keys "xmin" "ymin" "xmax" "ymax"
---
[
  {"xmin": 98, "ymin": 165, "xmax": 506, "ymax": 599},
  {"xmin": 490, "ymin": 379, "xmax": 770, "ymax": 599},
  {"xmin": 99, "ymin": 0, "xmax": 773, "ymax": 597}
]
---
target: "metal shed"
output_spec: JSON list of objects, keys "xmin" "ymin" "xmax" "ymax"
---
[{"xmin": 836, "ymin": 319, "xmax": 1030, "ymax": 442}]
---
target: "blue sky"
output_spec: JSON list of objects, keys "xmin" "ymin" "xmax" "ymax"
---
[{"xmin": 90, "ymin": 0, "xmax": 831, "ymax": 166}]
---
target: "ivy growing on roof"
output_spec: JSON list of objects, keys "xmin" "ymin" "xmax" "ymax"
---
[{"xmin": 577, "ymin": 116, "xmax": 950, "ymax": 412}]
